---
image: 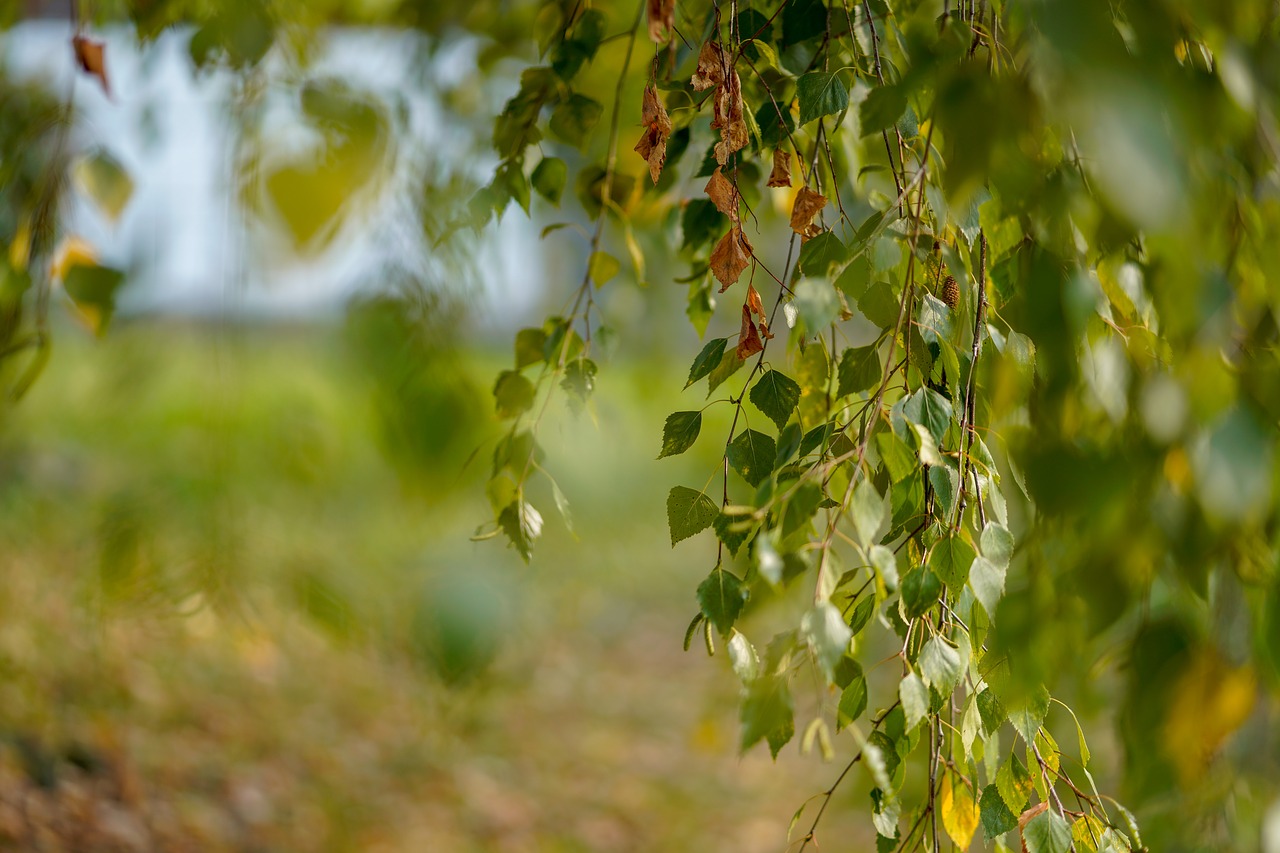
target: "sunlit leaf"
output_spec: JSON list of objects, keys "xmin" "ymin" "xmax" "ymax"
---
[{"xmin": 667, "ymin": 486, "xmax": 719, "ymax": 545}]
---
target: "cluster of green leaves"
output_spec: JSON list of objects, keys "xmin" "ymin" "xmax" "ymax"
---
[{"xmin": 473, "ymin": 0, "xmax": 1280, "ymax": 848}]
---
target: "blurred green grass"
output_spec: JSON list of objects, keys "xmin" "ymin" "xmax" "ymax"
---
[{"xmin": 0, "ymin": 317, "xmax": 873, "ymax": 851}]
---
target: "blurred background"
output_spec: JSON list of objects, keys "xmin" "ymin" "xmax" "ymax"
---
[{"xmin": 0, "ymin": 3, "xmax": 883, "ymax": 850}]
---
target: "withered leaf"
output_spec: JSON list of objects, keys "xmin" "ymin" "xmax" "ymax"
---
[
  {"xmin": 710, "ymin": 226, "xmax": 753, "ymax": 291},
  {"xmin": 704, "ymin": 168, "xmax": 739, "ymax": 220},
  {"xmin": 72, "ymin": 35, "xmax": 110, "ymax": 96},
  {"xmin": 790, "ymin": 186, "xmax": 828, "ymax": 235},
  {"xmin": 692, "ymin": 41, "xmax": 747, "ymax": 166},
  {"xmin": 647, "ymin": 0, "xmax": 675, "ymax": 43},
  {"xmin": 691, "ymin": 42, "xmax": 726, "ymax": 91},
  {"xmin": 711, "ymin": 68, "xmax": 748, "ymax": 166},
  {"xmin": 736, "ymin": 304, "xmax": 764, "ymax": 360},
  {"xmin": 634, "ymin": 84, "xmax": 673, "ymax": 184},
  {"xmin": 746, "ymin": 283, "xmax": 773, "ymax": 340},
  {"xmin": 767, "ymin": 149, "xmax": 792, "ymax": 188}
]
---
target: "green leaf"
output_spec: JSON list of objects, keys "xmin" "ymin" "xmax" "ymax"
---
[
  {"xmin": 714, "ymin": 511, "xmax": 754, "ymax": 556},
  {"xmin": 928, "ymin": 465, "xmax": 961, "ymax": 520},
  {"xmin": 1008, "ymin": 686, "xmax": 1050, "ymax": 743},
  {"xmin": 781, "ymin": 481, "xmax": 823, "ymax": 538},
  {"xmin": 62, "ymin": 263, "xmax": 126, "ymax": 336},
  {"xmin": 929, "ymin": 535, "xmax": 976, "ymax": 591},
  {"xmin": 1022, "ymin": 810, "xmax": 1072, "ymax": 853},
  {"xmin": 560, "ymin": 358, "xmax": 596, "ymax": 408},
  {"xmin": 870, "ymin": 544, "xmax": 899, "ymax": 592},
  {"xmin": 793, "ymin": 278, "xmax": 840, "ymax": 333},
  {"xmin": 876, "ymin": 430, "xmax": 915, "ymax": 483},
  {"xmin": 782, "ymin": 0, "xmax": 826, "ymax": 46},
  {"xmin": 850, "ymin": 479, "xmax": 890, "ymax": 549},
  {"xmin": 514, "ymin": 327, "xmax": 548, "ymax": 369},
  {"xmin": 979, "ymin": 784, "xmax": 1018, "ymax": 840},
  {"xmin": 588, "ymin": 250, "xmax": 620, "ymax": 287},
  {"xmin": 918, "ymin": 292, "xmax": 953, "ymax": 345},
  {"xmin": 860, "ymin": 85, "xmax": 906, "ymax": 136},
  {"xmin": 996, "ymin": 753, "xmax": 1034, "ymax": 814},
  {"xmin": 802, "ymin": 602, "xmax": 852, "ymax": 683},
  {"xmin": 857, "ymin": 280, "xmax": 899, "ymax": 328},
  {"xmin": 493, "ymin": 370, "xmax": 535, "ymax": 418},
  {"xmin": 728, "ymin": 429, "xmax": 776, "ymax": 486},
  {"xmin": 73, "ymin": 149, "xmax": 134, "ymax": 222},
  {"xmin": 548, "ymin": 93, "xmax": 603, "ymax": 149},
  {"xmin": 530, "ymin": 156, "xmax": 567, "ymax": 204},
  {"xmin": 797, "ymin": 71, "xmax": 850, "ymax": 126},
  {"xmin": 667, "ymin": 486, "xmax": 719, "ymax": 545},
  {"xmin": 798, "ymin": 231, "xmax": 850, "ymax": 277},
  {"xmin": 740, "ymin": 675, "xmax": 794, "ymax": 757},
  {"xmin": 682, "ymin": 199, "xmax": 721, "ymax": 251},
  {"xmin": 686, "ymin": 337, "xmax": 728, "ymax": 387},
  {"xmin": 900, "ymin": 672, "xmax": 930, "ymax": 732},
  {"xmin": 778, "ymin": 422, "xmax": 806, "ymax": 465},
  {"xmin": 900, "ymin": 565, "xmax": 942, "ymax": 620},
  {"xmin": 750, "ymin": 369, "xmax": 801, "ymax": 431},
  {"xmin": 659, "ymin": 411, "xmax": 703, "ymax": 459},
  {"xmin": 902, "ymin": 387, "xmax": 954, "ymax": 443},
  {"xmin": 498, "ymin": 498, "xmax": 543, "ymax": 562},
  {"xmin": 698, "ymin": 568, "xmax": 749, "ymax": 635},
  {"xmin": 970, "ymin": 556, "xmax": 1006, "ymax": 618},
  {"xmin": 707, "ymin": 348, "xmax": 746, "ymax": 396},
  {"xmin": 838, "ymin": 345, "xmax": 881, "ymax": 397},
  {"xmin": 977, "ymin": 688, "xmax": 1006, "ymax": 736},
  {"xmin": 919, "ymin": 636, "xmax": 965, "ymax": 695},
  {"xmin": 981, "ymin": 522, "xmax": 1015, "ymax": 568},
  {"xmin": 836, "ymin": 674, "xmax": 868, "ymax": 730},
  {"xmin": 961, "ymin": 692, "xmax": 981, "ymax": 758},
  {"xmin": 848, "ymin": 593, "xmax": 876, "ymax": 635}
]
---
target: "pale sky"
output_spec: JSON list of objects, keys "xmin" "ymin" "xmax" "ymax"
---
[{"xmin": 2, "ymin": 20, "xmax": 544, "ymax": 322}]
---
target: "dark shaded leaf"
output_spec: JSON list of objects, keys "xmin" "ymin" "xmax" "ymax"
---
[
  {"xmin": 698, "ymin": 568, "xmax": 749, "ymax": 634},
  {"xmin": 750, "ymin": 369, "xmax": 801, "ymax": 431},
  {"xmin": 728, "ymin": 428, "xmax": 777, "ymax": 486},
  {"xmin": 659, "ymin": 411, "xmax": 703, "ymax": 459}
]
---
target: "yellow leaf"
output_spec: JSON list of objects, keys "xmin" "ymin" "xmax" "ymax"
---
[
  {"xmin": 9, "ymin": 219, "xmax": 30, "ymax": 271},
  {"xmin": 940, "ymin": 772, "xmax": 979, "ymax": 849},
  {"xmin": 1071, "ymin": 814, "xmax": 1106, "ymax": 851},
  {"xmin": 73, "ymin": 150, "xmax": 135, "ymax": 223},
  {"xmin": 588, "ymin": 251, "xmax": 620, "ymax": 288},
  {"xmin": 1162, "ymin": 649, "xmax": 1256, "ymax": 785},
  {"xmin": 51, "ymin": 237, "xmax": 98, "ymax": 281}
]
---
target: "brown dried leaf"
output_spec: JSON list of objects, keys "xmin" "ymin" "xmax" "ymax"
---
[
  {"xmin": 647, "ymin": 0, "xmax": 675, "ymax": 43},
  {"xmin": 72, "ymin": 35, "xmax": 110, "ymax": 96},
  {"xmin": 790, "ymin": 186, "xmax": 828, "ymax": 234},
  {"xmin": 714, "ymin": 116, "xmax": 749, "ymax": 165},
  {"xmin": 691, "ymin": 42, "xmax": 725, "ymax": 91},
  {"xmin": 710, "ymin": 226, "xmax": 753, "ymax": 291},
  {"xmin": 746, "ymin": 283, "xmax": 772, "ymax": 339},
  {"xmin": 710, "ymin": 68, "xmax": 747, "ymax": 166},
  {"xmin": 634, "ymin": 84, "xmax": 673, "ymax": 184},
  {"xmin": 767, "ymin": 149, "xmax": 792, "ymax": 187},
  {"xmin": 736, "ymin": 304, "xmax": 764, "ymax": 360},
  {"xmin": 704, "ymin": 168, "xmax": 739, "ymax": 220}
]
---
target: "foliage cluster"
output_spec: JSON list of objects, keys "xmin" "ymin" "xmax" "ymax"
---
[{"xmin": 2, "ymin": 0, "xmax": 1280, "ymax": 849}]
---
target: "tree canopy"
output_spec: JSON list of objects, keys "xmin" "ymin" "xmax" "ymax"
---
[{"xmin": 3, "ymin": 0, "xmax": 1280, "ymax": 850}]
